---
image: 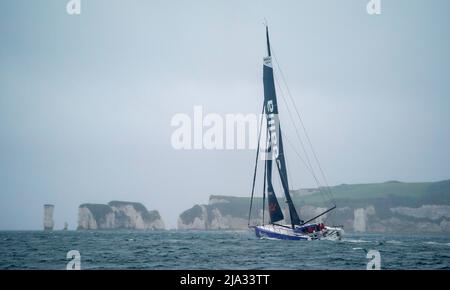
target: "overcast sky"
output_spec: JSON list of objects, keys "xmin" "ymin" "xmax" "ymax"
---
[{"xmin": 1, "ymin": 0, "xmax": 449, "ymax": 229}]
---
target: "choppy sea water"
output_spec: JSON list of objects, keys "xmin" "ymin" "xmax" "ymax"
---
[{"xmin": 0, "ymin": 230, "xmax": 449, "ymax": 269}]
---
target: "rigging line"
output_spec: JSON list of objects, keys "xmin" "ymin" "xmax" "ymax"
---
[
  {"xmin": 271, "ymin": 46, "xmax": 335, "ymax": 203},
  {"xmin": 262, "ymin": 141, "xmax": 267, "ymax": 226},
  {"xmin": 282, "ymin": 134, "xmax": 326, "ymax": 206},
  {"xmin": 274, "ymin": 154, "xmax": 300, "ymax": 226},
  {"xmin": 284, "ymin": 150, "xmax": 297, "ymax": 227},
  {"xmin": 274, "ymin": 77, "xmax": 334, "ymax": 203},
  {"xmin": 272, "ymin": 48, "xmax": 334, "ymax": 200},
  {"xmin": 280, "ymin": 131, "xmax": 295, "ymax": 197},
  {"xmin": 301, "ymin": 205, "xmax": 336, "ymax": 226},
  {"xmin": 273, "ymin": 158, "xmax": 289, "ymax": 224},
  {"xmin": 274, "ymin": 73, "xmax": 316, "ymax": 177},
  {"xmin": 274, "ymin": 73, "xmax": 333, "ymax": 203},
  {"xmin": 248, "ymin": 103, "xmax": 266, "ymax": 226},
  {"xmin": 280, "ymin": 130, "xmax": 314, "ymax": 180},
  {"xmin": 284, "ymin": 140, "xmax": 294, "ymax": 196},
  {"xmin": 270, "ymin": 135, "xmax": 302, "ymax": 226},
  {"xmin": 323, "ymin": 206, "xmax": 334, "ymax": 224},
  {"xmin": 274, "ymin": 67, "xmax": 330, "ymax": 200},
  {"xmin": 282, "ymin": 131, "xmax": 332, "ymax": 205},
  {"xmin": 272, "ymin": 158, "xmax": 280, "ymax": 219}
]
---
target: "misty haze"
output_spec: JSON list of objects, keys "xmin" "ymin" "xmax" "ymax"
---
[{"xmin": 0, "ymin": 0, "xmax": 449, "ymax": 272}]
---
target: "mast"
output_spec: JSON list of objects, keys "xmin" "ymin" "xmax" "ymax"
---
[
  {"xmin": 266, "ymin": 25, "xmax": 271, "ymax": 57},
  {"xmin": 248, "ymin": 103, "xmax": 266, "ymax": 227},
  {"xmin": 263, "ymin": 26, "xmax": 303, "ymax": 228},
  {"xmin": 265, "ymin": 132, "xmax": 284, "ymax": 223}
]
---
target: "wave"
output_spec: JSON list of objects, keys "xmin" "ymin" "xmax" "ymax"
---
[
  {"xmin": 343, "ymin": 239, "xmax": 371, "ymax": 243},
  {"xmin": 386, "ymin": 240, "xmax": 403, "ymax": 245},
  {"xmin": 423, "ymin": 241, "xmax": 450, "ymax": 246},
  {"xmin": 259, "ymin": 236, "xmax": 282, "ymax": 241}
]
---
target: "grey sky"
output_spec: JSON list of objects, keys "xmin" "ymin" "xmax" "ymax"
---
[{"xmin": 0, "ymin": 0, "xmax": 449, "ymax": 229}]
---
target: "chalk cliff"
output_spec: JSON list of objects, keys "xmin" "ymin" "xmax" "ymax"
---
[
  {"xmin": 78, "ymin": 201, "xmax": 164, "ymax": 230},
  {"xmin": 178, "ymin": 180, "xmax": 450, "ymax": 233},
  {"xmin": 178, "ymin": 196, "xmax": 262, "ymax": 230}
]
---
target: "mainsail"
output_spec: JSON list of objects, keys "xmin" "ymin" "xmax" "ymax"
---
[
  {"xmin": 263, "ymin": 26, "xmax": 302, "ymax": 227},
  {"xmin": 248, "ymin": 24, "xmax": 343, "ymax": 241}
]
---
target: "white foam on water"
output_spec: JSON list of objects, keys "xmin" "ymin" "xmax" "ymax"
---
[
  {"xmin": 344, "ymin": 239, "xmax": 371, "ymax": 243},
  {"xmin": 260, "ymin": 236, "xmax": 280, "ymax": 241},
  {"xmin": 424, "ymin": 241, "xmax": 450, "ymax": 246},
  {"xmin": 386, "ymin": 240, "xmax": 403, "ymax": 245}
]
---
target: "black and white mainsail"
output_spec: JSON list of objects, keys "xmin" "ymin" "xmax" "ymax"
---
[
  {"xmin": 262, "ymin": 26, "xmax": 302, "ymax": 228},
  {"xmin": 245, "ymin": 26, "xmax": 304, "ymax": 228}
]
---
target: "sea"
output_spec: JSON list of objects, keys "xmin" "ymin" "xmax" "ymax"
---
[{"xmin": 0, "ymin": 230, "xmax": 449, "ymax": 270}]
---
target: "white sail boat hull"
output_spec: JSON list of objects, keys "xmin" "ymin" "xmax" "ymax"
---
[{"xmin": 253, "ymin": 224, "xmax": 343, "ymax": 241}]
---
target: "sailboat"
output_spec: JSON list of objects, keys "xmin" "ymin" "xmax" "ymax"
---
[{"xmin": 248, "ymin": 25, "xmax": 343, "ymax": 241}]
